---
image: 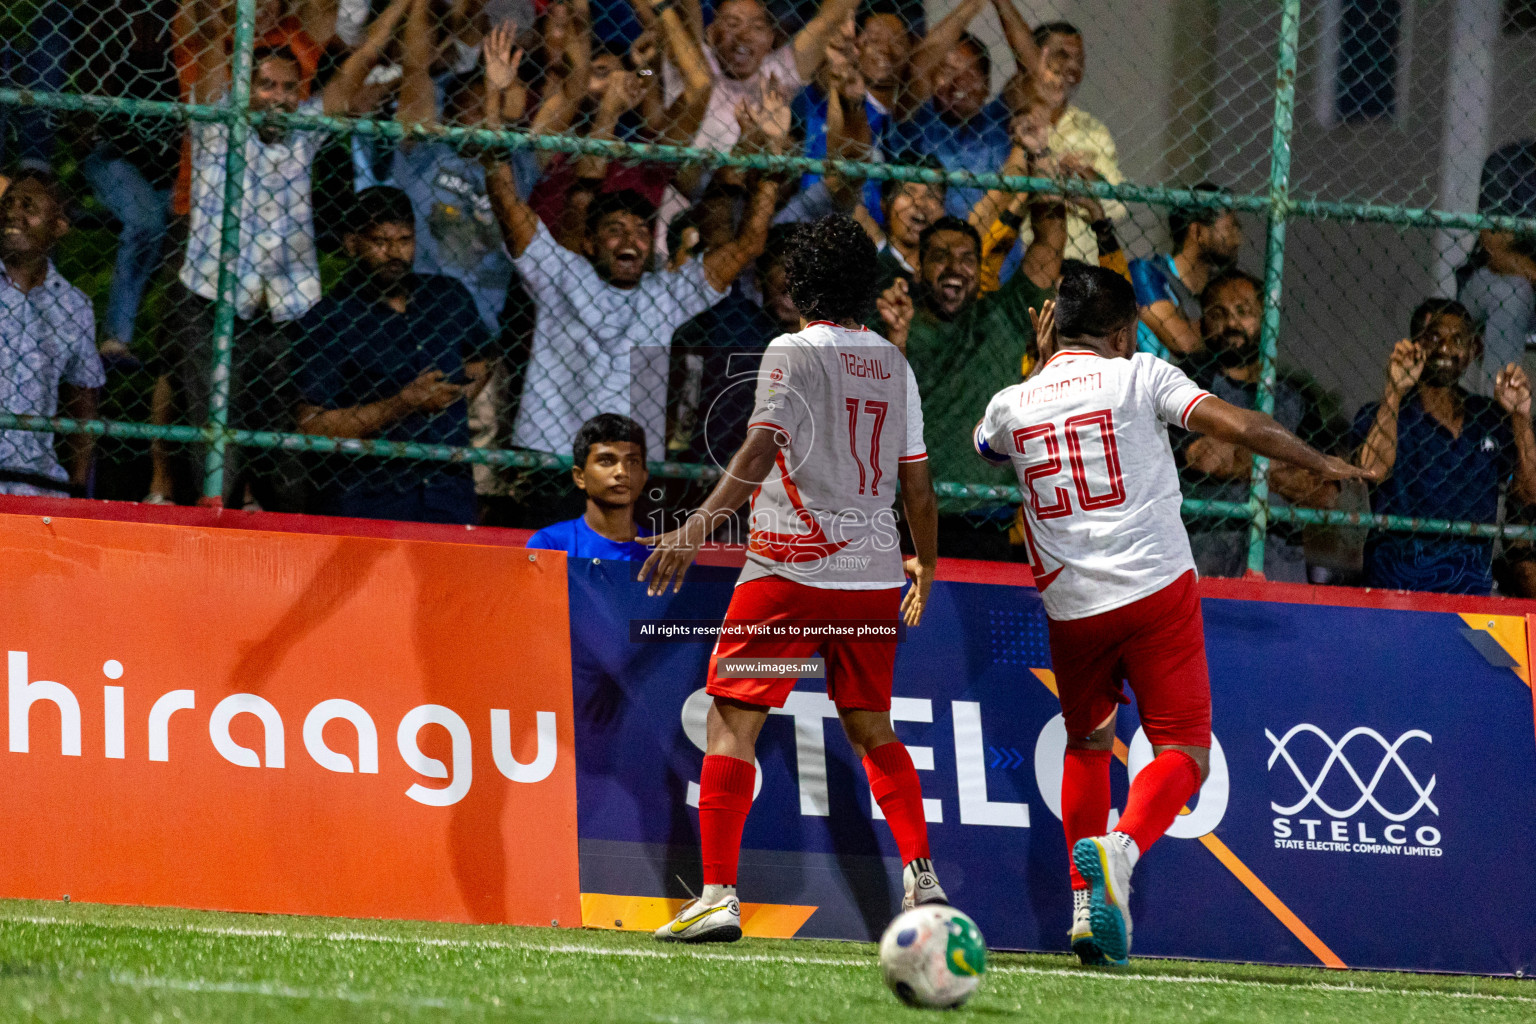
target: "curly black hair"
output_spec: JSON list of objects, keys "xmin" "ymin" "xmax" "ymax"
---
[{"xmin": 783, "ymin": 214, "xmax": 880, "ymax": 325}]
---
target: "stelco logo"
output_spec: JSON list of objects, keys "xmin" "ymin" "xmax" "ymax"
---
[
  {"xmin": 1267, "ymin": 724, "xmax": 1441, "ymax": 857},
  {"xmin": 5, "ymin": 651, "xmax": 559, "ymax": 807}
]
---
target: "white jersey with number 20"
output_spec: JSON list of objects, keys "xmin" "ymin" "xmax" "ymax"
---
[{"xmin": 975, "ymin": 349, "xmax": 1213, "ymax": 621}]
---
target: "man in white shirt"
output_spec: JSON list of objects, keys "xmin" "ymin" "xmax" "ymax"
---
[
  {"xmin": 0, "ymin": 171, "xmax": 104, "ymax": 497},
  {"xmin": 151, "ymin": 0, "xmax": 410, "ymax": 509},
  {"xmin": 487, "ymin": 141, "xmax": 780, "ymax": 466},
  {"xmin": 973, "ymin": 261, "xmax": 1365, "ymax": 967},
  {"xmin": 984, "ymin": 19, "xmax": 1125, "ymax": 265},
  {"xmin": 638, "ymin": 215, "xmax": 947, "ymax": 943},
  {"xmin": 665, "ymin": 0, "xmax": 862, "ymax": 154}
]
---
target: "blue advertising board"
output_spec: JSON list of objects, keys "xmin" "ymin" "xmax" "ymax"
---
[{"xmin": 569, "ymin": 557, "xmax": 1536, "ymax": 974}]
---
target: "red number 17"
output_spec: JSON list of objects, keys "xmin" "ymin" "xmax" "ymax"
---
[
  {"xmin": 846, "ymin": 398, "xmax": 889, "ymax": 495},
  {"xmin": 1012, "ymin": 409, "xmax": 1126, "ymax": 519}
]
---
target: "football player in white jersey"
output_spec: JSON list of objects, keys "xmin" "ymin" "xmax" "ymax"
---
[
  {"xmin": 640, "ymin": 215, "xmax": 949, "ymax": 943},
  {"xmin": 974, "ymin": 261, "xmax": 1369, "ymax": 966}
]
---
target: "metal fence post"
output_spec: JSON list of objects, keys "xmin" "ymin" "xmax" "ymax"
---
[
  {"xmin": 199, "ymin": 0, "xmax": 257, "ymax": 507},
  {"xmin": 1246, "ymin": 0, "xmax": 1303, "ymax": 577}
]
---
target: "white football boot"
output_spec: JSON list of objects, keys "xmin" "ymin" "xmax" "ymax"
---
[
  {"xmin": 1069, "ymin": 890, "xmax": 1109, "ymax": 966},
  {"xmin": 653, "ymin": 889, "xmax": 742, "ymax": 943},
  {"xmin": 901, "ymin": 858, "xmax": 949, "ymax": 912},
  {"xmin": 1073, "ymin": 835, "xmax": 1133, "ymax": 965}
]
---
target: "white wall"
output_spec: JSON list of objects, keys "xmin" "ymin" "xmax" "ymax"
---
[{"xmin": 920, "ymin": 0, "xmax": 1536, "ymax": 414}]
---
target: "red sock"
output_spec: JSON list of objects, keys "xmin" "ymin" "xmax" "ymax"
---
[
  {"xmin": 699, "ymin": 755, "xmax": 756, "ymax": 886},
  {"xmin": 862, "ymin": 742, "xmax": 931, "ymax": 863},
  {"xmin": 1062, "ymin": 748, "xmax": 1113, "ymax": 889},
  {"xmin": 1116, "ymin": 750, "xmax": 1202, "ymax": 855}
]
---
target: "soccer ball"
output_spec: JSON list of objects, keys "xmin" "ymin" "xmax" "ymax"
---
[{"xmin": 877, "ymin": 905, "xmax": 986, "ymax": 1009}]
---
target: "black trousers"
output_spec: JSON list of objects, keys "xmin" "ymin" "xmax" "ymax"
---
[{"xmin": 159, "ymin": 281, "xmax": 308, "ymax": 511}]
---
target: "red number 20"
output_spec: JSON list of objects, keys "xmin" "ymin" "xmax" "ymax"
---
[{"xmin": 1011, "ymin": 409, "xmax": 1126, "ymax": 518}]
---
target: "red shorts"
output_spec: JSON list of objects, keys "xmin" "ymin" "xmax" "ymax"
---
[
  {"xmin": 706, "ymin": 576, "xmax": 901, "ymax": 711},
  {"xmin": 1046, "ymin": 570, "xmax": 1211, "ymax": 748}
]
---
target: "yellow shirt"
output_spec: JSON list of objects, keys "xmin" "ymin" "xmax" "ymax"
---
[
  {"xmin": 1012, "ymin": 105, "xmax": 1126, "ymax": 265},
  {"xmin": 978, "ymin": 217, "xmax": 1019, "ymax": 295}
]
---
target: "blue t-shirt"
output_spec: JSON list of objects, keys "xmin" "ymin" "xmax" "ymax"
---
[
  {"xmin": 527, "ymin": 515, "xmax": 652, "ymax": 561},
  {"xmin": 394, "ymin": 142, "xmax": 537, "ymax": 331},
  {"xmin": 793, "ymin": 84, "xmax": 891, "ymax": 220},
  {"xmin": 889, "ymin": 99, "xmax": 1011, "ymax": 220},
  {"xmin": 1128, "ymin": 254, "xmax": 1191, "ymax": 361},
  {"xmin": 1349, "ymin": 391, "xmax": 1516, "ymax": 594}
]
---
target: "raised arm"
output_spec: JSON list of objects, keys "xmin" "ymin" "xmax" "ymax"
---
[
  {"xmin": 824, "ymin": 28, "xmax": 871, "ymax": 157},
  {"xmin": 1020, "ymin": 199, "xmax": 1067, "ymax": 290},
  {"xmin": 1496, "ymin": 362, "xmax": 1536, "ymax": 505},
  {"xmin": 793, "ymin": 0, "xmax": 864, "ymax": 82},
  {"xmin": 296, "ymin": 0, "xmax": 340, "ymax": 47},
  {"xmin": 907, "ymin": 0, "xmax": 983, "ymax": 110},
  {"xmin": 527, "ymin": 0, "xmax": 592, "ymax": 146},
  {"xmin": 487, "ymin": 161, "xmax": 539, "ymax": 257},
  {"xmin": 1354, "ymin": 338, "xmax": 1424, "ymax": 482},
  {"xmin": 1189, "ymin": 396, "xmax": 1368, "ymax": 483},
  {"xmin": 967, "ymin": 142, "xmax": 1029, "ymax": 237},
  {"xmin": 572, "ymin": 69, "xmax": 644, "ymax": 181},
  {"xmin": 876, "ymin": 278, "xmax": 913, "ymax": 354},
  {"xmin": 181, "ymin": 0, "xmax": 231, "ymax": 102},
  {"xmin": 818, "ymin": 78, "xmax": 868, "ymax": 212},
  {"xmin": 645, "ymin": 0, "xmax": 707, "ymax": 49},
  {"xmin": 702, "ymin": 175, "xmax": 779, "ymax": 291},
  {"xmin": 397, "ymin": 0, "xmax": 437, "ymax": 128},
  {"xmin": 630, "ymin": 27, "xmax": 667, "ymax": 134},
  {"xmin": 650, "ymin": 0, "xmax": 714, "ymax": 145},
  {"xmin": 698, "ymin": 81, "xmax": 790, "ymax": 288},
  {"xmin": 323, "ymin": 0, "xmax": 413, "ymax": 115},
  {"xmin": 483, "ymin": 33, "xmax": 540, "ymax": 258},
  {"xmin": 562, "ymin": 0, "xmax": 594, "ymax": 108},
  {"xmin": 989, "ymin": 0, "xmax": 1040, "ymax": 78}
]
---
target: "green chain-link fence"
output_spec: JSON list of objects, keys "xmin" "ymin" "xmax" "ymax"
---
[{"xmin": 4, "ymin": 0, "xmax": 1536, "ymax": 593}]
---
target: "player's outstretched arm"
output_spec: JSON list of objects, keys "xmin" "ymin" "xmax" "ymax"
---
[
  {"xmin": 898, "ymin": 459, "xmax": 939, "ymax": 627},
  {"xmin": 1186, "ymin": 396, "xmax": 1373, "ymax": 483},
  {"xmin": 638, "ymin": 426, "xmax": 783, "ymax": 595}
]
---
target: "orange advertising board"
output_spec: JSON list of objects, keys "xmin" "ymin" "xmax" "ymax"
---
[{"xmin": 0, "ymin": 512, "xmax": 579, "ymax": 926}]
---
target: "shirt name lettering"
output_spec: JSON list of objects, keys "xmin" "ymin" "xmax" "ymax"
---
[
  {"xmin": 840, "ymin": 353, "xmax": 890, "ymax": 379},
  {"xmin": 1022, "ymin": 373, "xmax": 1103, "ymax": 406}
]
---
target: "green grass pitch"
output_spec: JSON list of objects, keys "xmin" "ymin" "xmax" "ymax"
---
[{"xmin": 0, "ymin": 900, "xmax": 1530, "ymax": 1023}]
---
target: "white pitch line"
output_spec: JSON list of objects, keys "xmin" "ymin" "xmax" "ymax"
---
[
  {"xmin": 4, "ymin": 913, "xmax": 1533, "ymax": 1006},
  {"xmin": 0, "ymin": 915, "xmax": 871, "ymax": 967},
  {"xmin": 105, "ymin": 971, "xmax": 473, "ymax": 1011},
  {"xmin": 984, "ymin": 965, "xmax": 1536, "ymax": 1004}
]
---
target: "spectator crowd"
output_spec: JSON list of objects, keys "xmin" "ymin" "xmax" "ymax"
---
[{"xmin": 3, "ymin": 0, "xmax": 1536, "ymax": 597}]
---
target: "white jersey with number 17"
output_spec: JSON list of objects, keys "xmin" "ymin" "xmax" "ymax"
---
[
  {"xmin": 740, "ymin": 321, "xmax": 926, "ymax": 590},
  {"xmin": 974, "ymin": 349, "xmax": 1213, "ymax": 621}
]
